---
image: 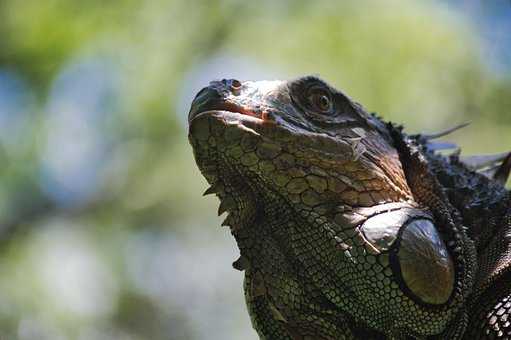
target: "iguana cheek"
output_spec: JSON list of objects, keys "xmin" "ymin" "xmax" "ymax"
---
[{"xmin": 394, "ymin": 219, "xmax": 455, "ymax": 305}]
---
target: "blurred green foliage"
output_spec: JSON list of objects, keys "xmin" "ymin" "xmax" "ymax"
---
[{"xmin": 0, "ymin": 1, "xmax": 509, "ymax": 339}]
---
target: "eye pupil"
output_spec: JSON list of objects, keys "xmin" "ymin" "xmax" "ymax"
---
[
  {"xmin": 320, "ymin": 95, "xmax": 329, "ymax": 108},
  {"xmin": 305, "ymin": 87, "xmax": 333, "ymax": 113},
  {"xmin": 315, "ymin": 94, "xmax": 331, "ymax": 111}
]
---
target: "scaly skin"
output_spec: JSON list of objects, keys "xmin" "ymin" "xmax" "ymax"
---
[{"xmin": 187, "ymin": 76, "xmax": 510, "ymax": 339}]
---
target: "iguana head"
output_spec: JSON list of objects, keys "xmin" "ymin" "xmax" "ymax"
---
[
  {"xmin": 188, "ymin": 76, "xmax": 474, "ymax": 337},
  {"xmin": 188, "ymin": 76, "xmax": 412, "ymax": 212}
]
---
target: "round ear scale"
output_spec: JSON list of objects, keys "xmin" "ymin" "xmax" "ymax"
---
[
  {"xmin": 392, "ymin": 219, "xmax": 455, "ymax": 305},
  {"xmin": 359, "ymin": 208, "xmax": 455, "ymax": 306}
]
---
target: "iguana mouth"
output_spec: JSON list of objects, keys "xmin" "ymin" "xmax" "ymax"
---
[{"xmin": 190, "ymin": 106, "xmax": 265, "ymax": 122}]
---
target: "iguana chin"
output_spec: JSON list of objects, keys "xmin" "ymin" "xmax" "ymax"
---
[{"xmin": 187, "ymin": 76, "xmax": 511, "ymax": 339}]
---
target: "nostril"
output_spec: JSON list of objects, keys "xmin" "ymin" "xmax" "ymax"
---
[
  {"xmin": 231, "ymin": 79, "xmax": 242, "ymax": 89},
  {"xmin": 216, "ymin": 79, "xmax": 242, "ymax": 95},
  {"xmin": 229, "ymin": 79, "xmax": 242, "ymax": 95}
]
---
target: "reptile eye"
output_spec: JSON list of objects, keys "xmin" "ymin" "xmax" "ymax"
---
[
  {"xmin": 318, "ymin": 95, "xmax": 330, "ymax": 110},
  {"xmin": 307, "ymin": 88, "xmax": 333, "ymax": 113}
]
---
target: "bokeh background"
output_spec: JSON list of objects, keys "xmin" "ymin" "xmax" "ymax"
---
[{"xmin": 0, "ymin": 0, "xmax": 510, "ymax": 339}]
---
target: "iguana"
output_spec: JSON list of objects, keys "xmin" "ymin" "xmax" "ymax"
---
[{"xmin": 187, "ymin": 76, "xmax": 511, "ymax": 339}]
